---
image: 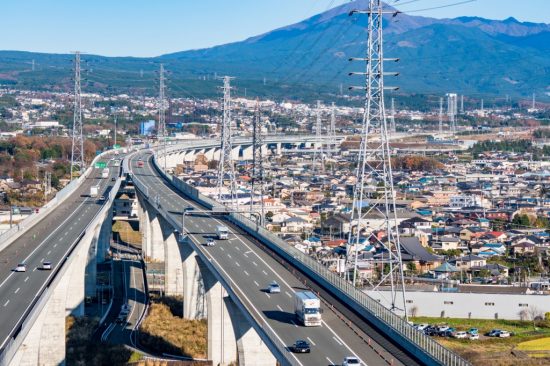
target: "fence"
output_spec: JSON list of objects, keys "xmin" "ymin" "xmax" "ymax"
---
[{"xmin": 149, "ymin": 148, "xmax": 471, "ymax": 366}]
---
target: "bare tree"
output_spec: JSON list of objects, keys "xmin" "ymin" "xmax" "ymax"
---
[{"xmin": 527, "ymin": 305, "xmax": 543, "ymax": 330}]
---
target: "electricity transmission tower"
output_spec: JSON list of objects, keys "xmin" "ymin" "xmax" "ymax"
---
[
  {"xmin": 70, "ymin": 51, "xmax": 84, "ymax": 180},
  {"xmin": 217, "ymin": 76, "xmax": 237, "ymax": 209},
  {"xmin": 447, "ymin": 93, "xmax": 457, "ymax": 134},
  {"xmin": 312, "ymin": 100, "xmax": 325, "ymax": 173},
  {"xmin": 439, "ymin": 97, "xmax": 444, "ymax": 135},
  {"xmin": 250, "ymin": 100, "xmax": 265, "ymax": 225},
  {"xmin": 348, "ymin": 0, "xmax": 407, "ymax": 316},
  {"xmin": 43, "ymin": 171, "xmax": 51, "ymax": 202},
  {"xmin": 158, "ymin": 64, "xmax": 167, "ymax": 171}
]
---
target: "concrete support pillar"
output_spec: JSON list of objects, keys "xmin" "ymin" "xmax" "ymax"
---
[
  {"xmin": 213, "ymin": 148, "xmax": 221, "ymax": 161},
  {"xmin": 85, "ymin": 225, "xmax": 100, "ymax": 299},
  {"xmin": 231, "ymin": 146, "xmax": 240, "ymax": 161},
  {"xmin": 198, "ymin": 258, "xmax": 237, "ymax": 366},
  {"xmin": 38, "ymin": 272, "xmax": 70, "ymax": 366},
  {"xmin": 96, "ymin": 207, "xmax": 112, "ymax": 263},
  {"xmin": 184, "ymin": 150, "xmax": 195, "ymax": 162},
  {"xmin": 149, "ymin": 214, "xmax": 165, "ymax": 262},
  {"xmin": 204, "ymin": 148, "xmax": 215, "ymax": 161},
  {"xmin": 181, "ymin": 241, "xmax": 205, "ymax": 319},
  {"xmin": 65, "ymin": 230, "xmax": 94, "ymax": 317},
  {"xmin": 276, "ymin": 143, "xmax": 282, "ymax": 156},
  {"xmin": 9, "ymin": 308, "xmax": 46, "ymax": 366},
  {"xmin": 164, "ymin": 232, "xmax": 183, "ymax": 296},
  {"xmin": 227, "ymin": 300, "xmax": 277, "ymax": 366},
  {"xmin": 242, "ymin": 146, "xmax": 253, "ymax": 160},
  {"xmin": 139, "ymin": 200, "xmax": 152, "ymax": 260}
]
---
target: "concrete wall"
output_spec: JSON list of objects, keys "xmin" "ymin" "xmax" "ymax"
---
[{"xmin": 368, "ymin": 290, "xmax": 550, "ymax": 320}]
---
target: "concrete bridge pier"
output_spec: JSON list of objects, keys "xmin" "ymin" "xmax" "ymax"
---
[
  {"xmin": 242, "ymin": 145, "xmax": 253, "ymax": 160},
  {"xmin": 181, "ymin": 241, "xmax": 205, "ymax": 319}
]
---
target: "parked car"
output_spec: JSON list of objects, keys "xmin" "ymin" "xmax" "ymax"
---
[
  {"xmin": 467, "ymin": 328, "xmax": 478, "ymax": 335},
  {"xmin": 14, "ymin": 263, "xmax": 27, "ymax": 272},
  {"xmin": 469, "ymin": 333, "xmax": 479, "ymax": 340},
  {"xmin": 342, "ymin": 356, "xmax": 361, "ymax": 365},
  {"xmin": 290, "ymin": 340, "xmax": 311, "ymax": 353},
  {"xmin": 440, "ymin": 328, "xmax": 456, "ymax": 337},
  {"xmin": 268, "ymin": 281, "xmax": 281, "ymax": 294},
  {"xmin": 453, "ymin": 331, "xmax": 468, "ymax": 339},
  {"xmin": 486, "ymin": 329, "xmax": 503, "ymax": 337},
  {"xmin": 498, "ymin": 331, "xmax": 511, "ymax": 338},
  {"xmin": 415, "ymin": 323, "xmax": 430, "ymax": 331},
  {"xmin": 42, "ymin": 261, "xmax": 52, "ymax": 270},
  {"xmin": 424, "ymin": 326, "xmax": 438, "ymax": 336}
]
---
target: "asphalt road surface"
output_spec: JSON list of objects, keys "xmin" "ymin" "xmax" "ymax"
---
[
  {"xmin": 130, "ymin": 151, "xmax": 421, "ymax": 366},
  {"xmin": 0, "ymin": 156, "xmax": 121, "ymax": 350}
]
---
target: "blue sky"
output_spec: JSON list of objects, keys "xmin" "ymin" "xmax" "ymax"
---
[{"xmin": 1, "ymin": 0, "xmax": 548, "ymax": 57}]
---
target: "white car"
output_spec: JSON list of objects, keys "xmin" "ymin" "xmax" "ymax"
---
[
  {"xmin": 498, "ymin": 331, "xmax": 511, "ymax": 338},
  {"xmin": 42, "ymin": 261, "xmax": 52, "ymax": 270},
  {"xmin": 206, "ymin": 238, "xmax": 216, "ymax": 247},
  {"xmin": 453, "ymin": 331, "xmax": 468, "ymax": 339},
  {"xmin": 469, "ymin": 333, "xmax": 479, "ymax": 340},
  {"xmin": 268, "ymin": 281, "xmax": 281, "ymax": 294},
  {"xmin": 15, "ymin": 263, "xmax": 27, "ymax": 272},
  {"xmin": 342, "ymin": 356, "xmax": 361, "ymax": 366},
  {"xmin": 415, "ymin": 323, "xmax": 429, "ymax": 331}
]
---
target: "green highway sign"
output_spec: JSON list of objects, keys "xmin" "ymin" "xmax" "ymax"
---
[
  {"xmin": 95, "ymin": 162, "xmax": 107, "ymax": 169},
  {"xmin": 113, "ymin": 144, "xmax": 121, "ymax": 149}
]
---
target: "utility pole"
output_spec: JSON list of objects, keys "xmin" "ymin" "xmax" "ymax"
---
[
  {"xmin": 43, "ymin": 171, "xmax": 51, "ymax": 202},
  {"xmin": 251, "ymin": 100, "xmax": 265, "ymax": 226},
  {"xmin": 158, "ymin": 64, "xmax": 167, "ymax": 171},
  {"xmin": 446, "ymin": 93, "xmax": 457, "ymax": 134},
  {"xmin": 327, "ymin": 102, "xmax": 337, "ymax": 162},
  {"xmin": 349, "ymin": 0, "xmax": 407, "ymax": 317},
  {"xmin": 439, "ymin": 97, "xmax": 443, "ymax": 135},
  {"xmin": 217, "ymin": 76, "xmax": 237, "ymax": 209},
  {"xmin": 113, "ymin": 112, "xmax": 117, "ymax": 148},
  {"xmin": 460, "ymin": 94, "xmax": 464, "ymax": 114},
  {"xmin": 312, "ymin": 100, "xmax": 324, "ymax": 174},
  {"xmin": 70, "ymin": 51, "xmax": 85, "ymax": 180}
]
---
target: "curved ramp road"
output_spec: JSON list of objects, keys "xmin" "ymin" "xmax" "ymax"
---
[
  {"xmin": 130, "ymin": 152, "xmax": 421, "ymax": 366},
  {"xmin": 0, "ymin": 157, "xmax": 120, "ymax": 351}
]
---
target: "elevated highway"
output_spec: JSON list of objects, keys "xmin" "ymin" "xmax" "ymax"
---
[{"xmin": 131, "ymin": 150, "xmax": 425, "ymax": 366}]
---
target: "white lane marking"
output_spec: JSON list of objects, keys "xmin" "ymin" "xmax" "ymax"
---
[
  {"xmin": 59, "ymin": 238, "xmax": 63, "ymax": 242},
  {"xmin": 306, "ymin": 337, "xmax": 316, "ymax": 346},
  {"xmin": 322, "ymin": 320, "xmax": 366, "ymax": 365},
  {"xmin": 244, "ymin": 250, "xmax": 253, "ymax": 254},
  {"xmin": 253, "ymin": 281, "xmax": 259, "ymax": 287},
  {"xmin": 14, "ymin": 288, "xmax": 20, "ymax": 294},
  {"xmin": 291, "ymin": 320, "xmax": 298, "ymax": 328},
  {"xmin": 53, "ymin": 244, "xmax": 57, "ymax": 248},
  {"xmin": 332, "ymin": 336, "xmax": 343, "ymax": 346},
  {"xmin": 24, "ymin": 277, "xmax": 29, "ymax": 282},
  {"xmin": 40, "ymin": 258, "xmax": 44, "ymax": 263},
  {"xmin": 265, "ymin": 293, "xmax": 270, "ymax": 298},
  {"xmin": 47, "ymin": 251, "xmax": 51, "ymax": 255},
  {"xmin": 235, "ymin": 262, "xmax": 240, "ymax": 267},
  {"xmin": 244, "ymin": 270, "xmax": 249, "ymax": 276},
  {"xmin": 33, "ymin": 268, "xmax": 37, "ymax": 272},
  {"xmin": 3, "ymin": 300, "xmax": 9, "ymax": 307},
  {"xmin": 220, "ymin": 247, "xmax": 225, "ymax": 251},
  {"xmin": 243, "ymin": 253, "xmax": 249, "ymax": 258},
  {"xmin": 227, "ymin": 254, "xmax": 232, "ymax": 259},
  {"xmin": 262, "ymin": 270, "xmax": 268, "ymax": 275},
  {"xmin": 326, "ymin": 357, "xmax": 334, "ymax": 365},
  {"xmin": 252, "ymin": 261, "xmax": 258, "ymax": 266},
  {"xmin": 285, "ymin": 291, "xmax": 292, "ymax": 298},
  {"xmin": 235, "ymin": 246, "xmax": 240, "ymax": 251},
  {"xmin": 277, "ymin": 305, "xmax": 283, "ymax": 311}
]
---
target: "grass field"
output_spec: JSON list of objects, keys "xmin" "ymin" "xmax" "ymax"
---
[
  {"xmin": 139, "ymin": 297, "xmax": 207, "ymax": 359},
  {"xmin": 411, "ymin": 317, "xmax": 550, "ymax": 365}
]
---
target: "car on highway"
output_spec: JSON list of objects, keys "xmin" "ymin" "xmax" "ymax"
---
[
  {"xmin": 206, "ymin": 238, "xmax": 216, "ymax": 247},
  {"xmin": 290, "ymin": 340, "xmax": 311, "ymax": 353},
  {"xmin": 111, "ymin": 177, "xmax": 116, "ymax": 182},
  {"xmin": 99, "ymin": 195, "xmax": 106, "ymax": 201},
  {"xmin": 268, "ymin": 281, "xmax": 281, "ymax": 294},
  {"xmin": 42, "ymin": 261, "xmax": 52, "ymax": 270},
  {"xmin": 14, "ymin": 263, "xmax": 27, "ymax": 272},
  {"xmin": 342, "ymin": 356, "xmax": 361, "ymax": 365}
]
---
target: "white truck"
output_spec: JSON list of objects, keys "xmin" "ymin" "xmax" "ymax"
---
[
  {"xmin": 216, "ymin": 225, "xmax": 229, "ymax": 240},
  {"xmin": 90, "ymin": 185, "xmax": 100, "ymax": 198},
  {"xmin": 101, "ymin": 168, "xmax": 109, "ymax": 179},
  {"xmin": 294, "ymin": 291, "xmax": 322, "ymax": 327}
]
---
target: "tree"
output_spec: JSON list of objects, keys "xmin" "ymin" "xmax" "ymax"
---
[
  {"xmin": 528, "ymin": 306, "xmax": 543, "ymax": 330},
  {"xmin": 512, "ymin": 214, "xmax": 531, "ymax": 228}
]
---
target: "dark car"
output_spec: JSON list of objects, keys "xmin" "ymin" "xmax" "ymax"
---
[
  {"xmin": 291, "ymin": 340, "xmax": 311, "ymax": 353},
  {"xmin": 424, "ymin": 326, "xmax": 438, "ymax": 336},
  {"xmin": 111, "ymin": 177, "xmax": 116, "ymax": 182}
]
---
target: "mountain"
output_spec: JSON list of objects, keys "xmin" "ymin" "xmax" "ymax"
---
[{"xmin": 0, "ymin": 0, "xmax": 549, "ymax": 100}]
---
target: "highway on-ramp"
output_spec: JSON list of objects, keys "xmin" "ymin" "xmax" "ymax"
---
[
  {"xmin": 0, "ymin": 157, "xmax": 120, "ymax": 351},
  {"xmin": 130, "ymin": 151, "xmax": 421, "ymax": 366}
]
